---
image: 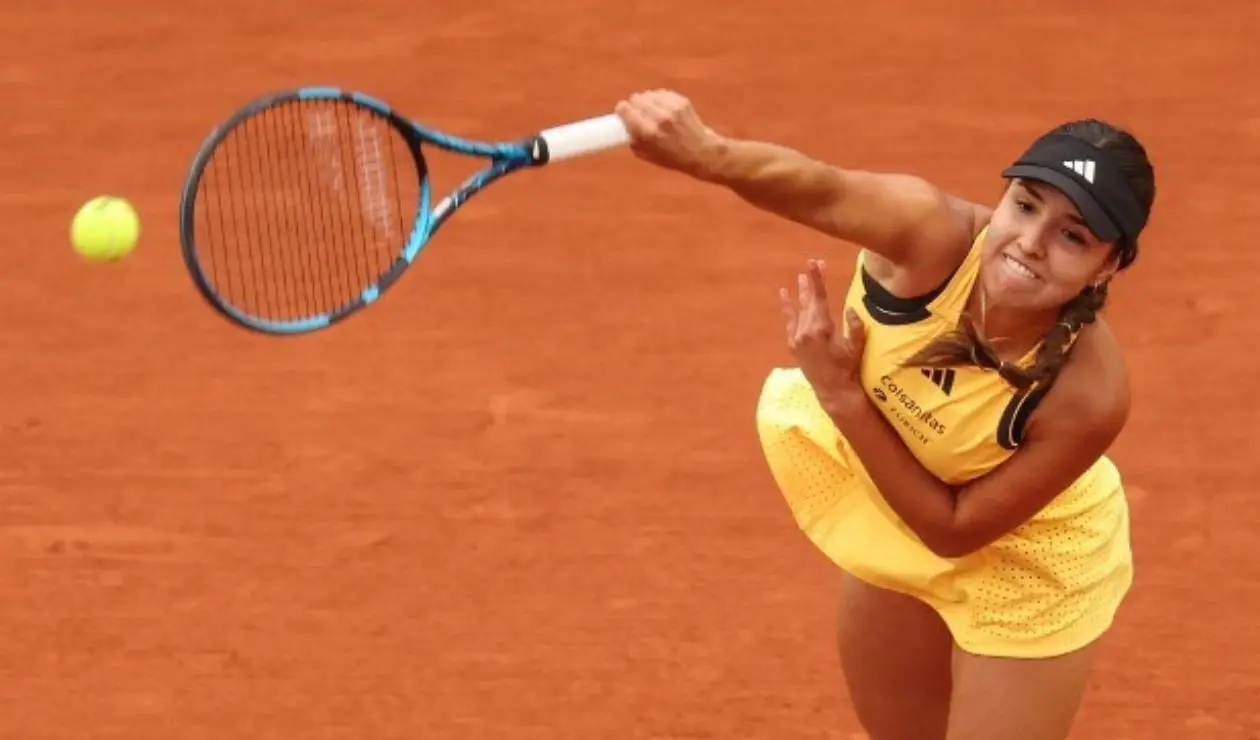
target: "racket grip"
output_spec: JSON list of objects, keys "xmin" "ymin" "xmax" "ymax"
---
[{"xmin": 535, "ymin": 114, "xmax": 629, "ymax": 164}]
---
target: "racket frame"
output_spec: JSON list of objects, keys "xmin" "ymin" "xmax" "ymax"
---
[{"xmin": 178, "ymin": 86, "xmax": 628, "ymax": 335}]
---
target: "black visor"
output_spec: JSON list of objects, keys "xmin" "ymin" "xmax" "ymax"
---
[{"xmin": 1002, "ymin": 133, "xmax": 1148, "ymax": 258}]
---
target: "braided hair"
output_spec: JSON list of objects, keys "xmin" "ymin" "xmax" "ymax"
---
[{"xmin": 903, "ymin": 282, "xmax": 1109, "ymax": 391}]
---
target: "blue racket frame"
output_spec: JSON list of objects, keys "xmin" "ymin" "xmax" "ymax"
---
[{"xmin": 178, "ymin": 86, "xmax": 552, "ymax": 336}]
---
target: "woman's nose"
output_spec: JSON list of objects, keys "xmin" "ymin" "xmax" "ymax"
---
[{"xmin": 1014, "ymin": 234, "xmax": 1046, "ymax": 259}]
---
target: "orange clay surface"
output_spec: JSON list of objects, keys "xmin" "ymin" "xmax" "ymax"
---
[{"xmin": 2, "ymin": 1, "xmax": 1258, "ymax": 738}]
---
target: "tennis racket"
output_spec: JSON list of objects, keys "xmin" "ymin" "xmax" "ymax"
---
[{"xmin": 178, "ymin": 86, "xmax": 630, "ymax": 335}]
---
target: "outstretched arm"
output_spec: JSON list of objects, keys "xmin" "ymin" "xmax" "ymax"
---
[{"xmin": 615, "ymin": 89, "xmax": 980, "ymax": 272}]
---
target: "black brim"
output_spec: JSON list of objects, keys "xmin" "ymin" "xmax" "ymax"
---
[{"xmin": 1002, "ymin": 164, "xmax": 1122, "ymax": 243}]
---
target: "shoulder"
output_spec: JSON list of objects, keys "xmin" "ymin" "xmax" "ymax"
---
[
  {"xmin": 861, "ymin": 186, "xmax": 993, "ymax": 295},
  {"xmin": 1024, "ymin": 318, "xmax": 1131, "ymax": 446}
]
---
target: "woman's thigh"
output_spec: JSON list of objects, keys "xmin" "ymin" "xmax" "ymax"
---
[
  {"xmin": 946, "ymin": 641, "xmax": 1098, "ymax": 740},
  {"xmin": 835, "ymin": 572, "xmax": 955, "ymax": 740}
]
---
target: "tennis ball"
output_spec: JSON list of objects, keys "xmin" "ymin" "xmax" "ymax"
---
[{"xmin": 70, "ymin": 196, "xmax": 140, "ymax": 262}]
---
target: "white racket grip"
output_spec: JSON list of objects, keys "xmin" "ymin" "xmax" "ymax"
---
[{"xmin": 537, "ymin": 114, "xmax": 630, "ymax": 163}]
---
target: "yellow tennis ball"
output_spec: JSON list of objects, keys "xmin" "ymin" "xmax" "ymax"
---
[{"xmin": 71, "ymin": 196, "xmax": 140, "ymax": 262}]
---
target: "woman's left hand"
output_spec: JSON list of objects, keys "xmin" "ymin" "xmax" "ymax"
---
[{"xmin": 780, "ymin": 259, "xmax": 869, "ymax": 416}]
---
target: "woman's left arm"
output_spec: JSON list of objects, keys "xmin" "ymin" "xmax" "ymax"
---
[{"xmin": 780, "ymin": 259, "xmax": 1129, "ymax": 559}]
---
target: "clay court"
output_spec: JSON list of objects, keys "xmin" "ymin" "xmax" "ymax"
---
[{"xmin": 3, "ymin": 1, "xmax": 1257, "ymax": 737}]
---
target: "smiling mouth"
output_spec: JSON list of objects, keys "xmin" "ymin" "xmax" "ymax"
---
[{"xmin": 1002, "ymin": 253, "xmax": 1040, "ymax": 280}]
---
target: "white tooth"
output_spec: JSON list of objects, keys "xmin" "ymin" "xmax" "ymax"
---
[{"xmin": 1004, "ymin": 255, "xmax": 1036, "ymax": 279}]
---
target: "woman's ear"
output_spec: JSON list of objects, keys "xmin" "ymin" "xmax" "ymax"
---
[{"xmin": 1092, "ymin": 251, "xmax": 1121, "ymax": 287}]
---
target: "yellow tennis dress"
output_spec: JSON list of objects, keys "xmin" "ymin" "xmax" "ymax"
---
[{"xmin": 755, "ymin": 228, "xmax": 1134, "ymax": 659}]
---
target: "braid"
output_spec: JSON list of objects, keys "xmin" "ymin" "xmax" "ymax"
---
[
  {"xmin": 1019, "ymin": 282, "xmax": 1108, "ymax": 386},
  {"xmin": 902, "ymin": 283, "xmax": 1109, "ymax": 390}
]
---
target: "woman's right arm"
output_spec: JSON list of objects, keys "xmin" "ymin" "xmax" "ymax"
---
[
  {"xmin": 699, "ymin": 139, "xmax": 975, "ymax": 266},
  {"xmin": 616, "ymin": 90, "xmax": 981, "ymax": 272}
]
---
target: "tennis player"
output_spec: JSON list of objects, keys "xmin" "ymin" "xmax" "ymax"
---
[{"xmin": 615, "ymin": 89, "xmax": 1155, "ymax": 740}]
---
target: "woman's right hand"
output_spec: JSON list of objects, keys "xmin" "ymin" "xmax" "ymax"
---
[{"xmin": 614, "ymin": 89, "xmax": 724, "ymax": 179}]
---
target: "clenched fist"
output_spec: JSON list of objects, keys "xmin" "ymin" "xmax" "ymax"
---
[{"xmin": 614, "ymin": 89, "xmax": 724, "ymax": 178}]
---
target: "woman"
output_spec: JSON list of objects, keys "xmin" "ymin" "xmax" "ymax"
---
[{"xmin": 614, "ymin": 90, "xmax": 1156, "ymax": 740}]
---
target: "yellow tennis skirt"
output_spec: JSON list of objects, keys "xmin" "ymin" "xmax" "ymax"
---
[{"xmin": 754, "ymin": 368, "xmax": 1134, "ymax": 659}]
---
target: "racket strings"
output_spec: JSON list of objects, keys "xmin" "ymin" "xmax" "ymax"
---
[{"xmin": 193, "ymin": 99, "xmax": 419, "ymax": 322}]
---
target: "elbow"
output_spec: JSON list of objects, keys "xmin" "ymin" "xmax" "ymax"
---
[
  {"xmin": 918, "ymin": 529, "xmax": 988, "ymax": 560},
  {"xmin": 806, "ymin": 164, "xmax": 851, "ymax": 210},
  {"xmin": 912, "ymin": 487, "xmax": 992, "ymax": 559},
  {"xmin": 925, "ymin": 538, "xmax": 983, "ymax": 560},
  {"xmin": 791, "ymin": 166, "xmax": 852, "ymax": 232}
]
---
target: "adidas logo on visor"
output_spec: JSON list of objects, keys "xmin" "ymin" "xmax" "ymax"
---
[{"xmin": 1063, "ymin": 159, "xmax": 1096, "ymax": 183}]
